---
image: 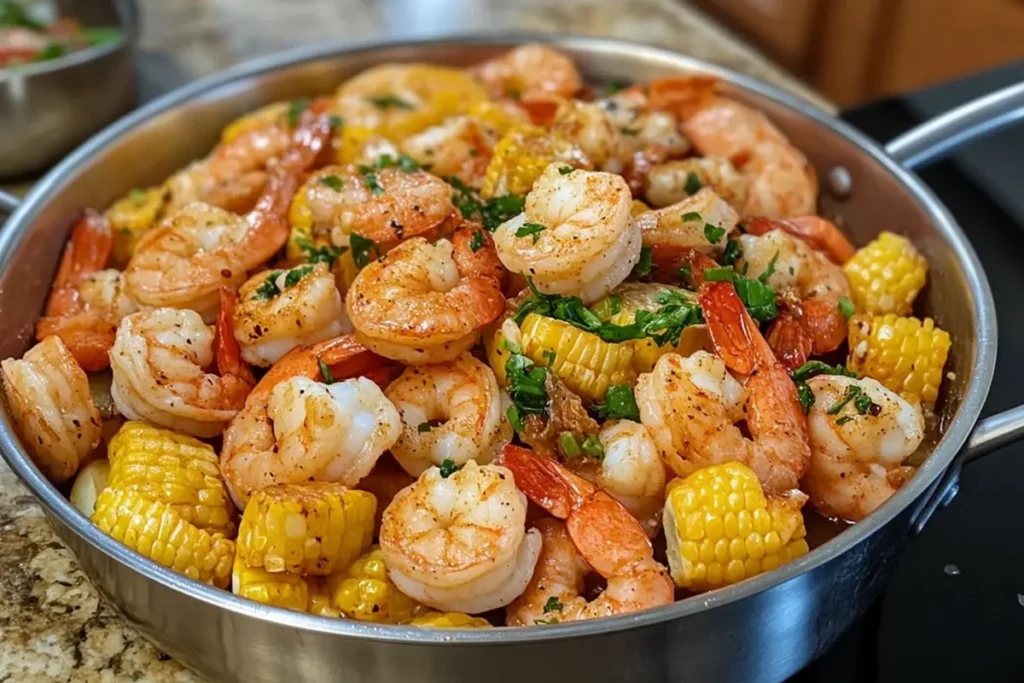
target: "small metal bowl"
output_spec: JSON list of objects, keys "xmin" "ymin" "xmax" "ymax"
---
[{"xmin": 0, "ymin": 0, "xmax": 138, "ymax": 179}]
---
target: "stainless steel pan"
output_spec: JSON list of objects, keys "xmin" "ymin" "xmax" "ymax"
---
[{"xmin": 1, "ymin": 36, "xmax": 1024, "ymax": 683}]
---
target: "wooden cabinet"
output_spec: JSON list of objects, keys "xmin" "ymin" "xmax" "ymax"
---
[{"xmin": 691, "ymin": 0, "xmax": 1024, "ymax": 106}]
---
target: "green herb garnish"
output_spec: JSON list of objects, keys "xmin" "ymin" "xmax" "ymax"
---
[
  {"xmin": 294, "ymin": 237, "xmax": 346, "ymax": 267},
  {"xmin": 558, "ymin": 432, "xmax": 582, "ymax": 458},
  {"xmin": 594, "ymin": 384, "xmax": 640, "ymax": 422},
  {"xmin": 439, "ymin": 458, "xmax": 461, "ymax": 478},
  {"xmin": 328, "ymin": 114, "xmax": 343, "ymax": 128},
  {"xmin": 759, "ymin": 251, "xmax": 779, "ymax": 283},
  {"xmin": 505, "ymin": 353, "xmax": 549, "ymax": 416},
  {"xmin": 632, "ymin": 246, "xmax": 654, "ymax": 277},
  {"xmin": 361, "ymin": 172, "xmax": 384, "ymax": 195},
  {"xmin": 417, "ymin": 422, "xmax": 432, "ymax": 433},
  {"xmin": 589, "ymin": 294, "xmax": 622, "ymax": 322},
  {"xmin": 364, "ymin": 153, "xmax": 420, "ymax": 173},
  {"xmin": 286, "ymin": 98, "xmax": 310, "ymax": 127},
  {"xmin": 516, "ymin": 222, "xmax": 547, "ymax": 243},
  {"xmin": 469, "ymin": 230, "xmax": 485, "ymax": 253},
  {"xmin": 835, "ymin": 415, "xmax": 854, "ymax": 426},
  {"xmin": 721, "ymin": 238, "xmax": 742, "ymax": 266},
  {"xmin": 253, "ymin": 272, "xmax": 282, "ymax": 301},
  {"xmin": 702, "ymin": 267, "xmax": 733, "ymax": 282},
  {"xmin": 681, "ymin": 211, "xmax": 703, "ymax": 222},
  {"xmin": 792, "ymin": 361, "xmax": 857, "ymax": 382},
  {"xmin": 581, "ymin": 435, "xmax": 604, "ymax": 460},
  {"xmin": 367, "ymin": 94, "xmax": 413, "ymax": 110},
  {"xmin": 35, "ymin": 43, "xmax": 65, "ymax": 61},
  {"xmin": 128, "ymin": 188, "xmax": 146, "ymax": 203},
  {"xmin": 558, "ymin": 166, "xmax": 574, "ymax": 175},
  {"xmin": 319, "ymin": 175, "xmax": 344, "ymax": 191},
  {"xmin": 445, "ymin": 177, "xmax": 525, "ymax": 231},
  {"xmin": 506, "ymin": 405, "xmax": 524, "ymax": 433},
  {"xmin": 796, "ymin": 383, "xmax": 815, "ymax": 414},
  {"xmin": 0, "ymin": 1, "xmax": 44, "ymax": 29},
  {"xmin": 827, "ymin": 385, "xmax": 862, "ymax": 415},
  {"xmin": 704, "ymin": 223, "xmax": 726, "ymax": 244},
  {"xmin": 542, "ymin": 350, "xmax": 557, "ymax": 366},
  {"xmin": 838, "ymin": 295, "xmax": 855, "ymax": 320},
  {"xmin": 684, "ymin": 172, "xmax": 702, "ymax": 194},
  {"xmin": 283, "ymin": 265, "xmax": 314, "ymax": 288},
  {"xmin": 349, "ymin": 233, "xmax": 378, "ymax": 268},
  {"xmin": 318, "ymin": 357, "xmax": 335, "ymax": 384},
  {"xmin": 543, "ymin": 597, "xmax": 563, "ymax": 613}
]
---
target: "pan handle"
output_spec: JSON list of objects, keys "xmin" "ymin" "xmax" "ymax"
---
[
  {"xmin": 0, "ymin": 189, "xmax": 19, "ymax": 216},
  {"xmin": 911, "ymin": 405, "xmax": 1024, "ymax": 535},
  {"xmin": 885, "ymin": 82, "xmax": 1024, "ymax": 169}
]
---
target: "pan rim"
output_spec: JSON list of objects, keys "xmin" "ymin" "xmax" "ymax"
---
[{"xmin": 0, "ymin": 32, "xmax": 996, "ymax": 645}]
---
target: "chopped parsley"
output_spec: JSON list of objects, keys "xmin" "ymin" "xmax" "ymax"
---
[
  {"xmin": 515, "ymin": 222, "xmax": 546, "ymax": 243},
  {"xmin": 835, "ymin": 415, "xmax": 854, "ymax": 426},
  {"xmin": 721, "ymin": 238, "xmax": 742, "ymax": 266},
  {"xmin": 543, "ymin": 596, "xmax": 563, "ymax": 613},
  {"xmin": 681, "ymin": 211, "xmax": 703, "ymax": 222},
  {"xmin": 838, "ymin": 295, "xmax": 855, "ymax": 320},
  {"xmin": 796, "ymin": 383, "xmax": 815, "ymax": 414},
  {"xmin": 286, "ymin": 98, "xmax": 310, "ymax": 127},
  {"xmin": 362, "ymin": 153, "xmax": 420, "ymax": 173},
  {"xmin": 328, "ymin": 114, "xmax": 343, "ymax": 128},
  {"xmin": 534, "ymin": 618, "xmax": 559, "ymax": 626},
  {"xmin": 589, "ymin": 294, "xmax": 622, "ymax": 322},
  {"xmin": 677, "ymin": 263, "xmax": 692, "ymax": 286},
  {"xmin": 542, "ymin": 350, "xmax": 557, "ymax": 366},
  {"xmin": 500, "ymin": 337, "xmax": 522, "ymax": 355},
  {"xmin": 469, "ymin": 230, "xmax": 485, "ymax": 253},
  {"xmin": 361, "ymin": 171, "xmax": 385, "ymax": 196},
  {"xmin": 294, "ymin": 237, "xmax": 346, "ymax": 267},
  {"xmin": 417, "ymin": 422, "xmax": 432, "ymax": 433},
  {"xmin": 438, "ymin": 458, "xmax": 461, "ymax": 478},
  {"xmin": 702, "ymin": 267, "xmax": 733, "ymax": 282},
  {"xmin": 505, "ymin": 353, "xmax": 549, "ymax": 417},
  {"xmin": 317, "ymin": 357, "xmax": 335, "ymax": 384},
  {"xmin": 319, "ymin": 175, "xmax": 344, "ymax": 191},
  {"xmin": 35, "ymin": 43, "xmax": 65, "ymax": 61},
  {"xmin": 791, "ymin": 361, "xmax": 857, "ymax": 414},
  {"xmin": 594, "ymin": 384, "xmax": 640, "ymax": 422},
  {"xmin": 827, "ymin": 385, "xmax": 863, "ymax": 415},
  {"xmin": 251, "ymin": 265, "xmax": 313, "ymax": 301},
  {"xmin": 446, "ymin": 177, "xmax": 526, "ymax": 231},
  {"xmin": 506, "ymin": 405, "xmax": 525, "ymax": 433},
  {"xmin": 632, "ymin": 246, "xmax": 654, "ymax": 277},
  {"xmin": 759, "ymin": 252, "xmax": 779, "ymax": 283},
  {"xmin": 558, "ymin": 432, "xmax": 582, "ymax": 458},
  {"xmin": 128, "ymin": 188, "xmax": 146, "ymax": 203},
  {"xmin": 581, "ymin": 435, "xmax": 604, "ymax": 460},
  {"xmin": 283, "ymin": 265, "xmax": 313, "ymax": 288},
  {"xmin": 367, "ymin": 94, "xmax": 413, "ymax": 110},
  {"xmin": 558, "ymin": 166, "xmax": 574, "ymax": 175},
  {"xmin": 0, "ymin": 2, "xmax": 44, "ymax": 29},
  {"xmin": 704, "ymin": 223, "xmax": 726, "ymax": 244},
  {"xmin": 703, "ymin": 263, "xmax": 779, "ymax": 321},
  {"xmin": 349, "ymin": 233, "xmax": 378, "ymax": 269},
  {"xmin": 684, "ymin": 171, "xmax": 703, "ymax": 194}
]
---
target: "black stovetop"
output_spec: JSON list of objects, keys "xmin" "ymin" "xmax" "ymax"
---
[{"xmin": 792, "ymin": 63, "xmax": 1024, "ymax": 683}]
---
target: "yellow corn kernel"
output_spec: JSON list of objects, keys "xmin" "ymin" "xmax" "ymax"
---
[
  {"xmin": 105, "ymin": 186, "xmax": 167, "ymax": 267},
  {"xmin": 484, "ymin": 311, "xmax": 521, "ymax": 388},
  {"xmin": 307, "ymin": 578, "xmax": 342, "ymax": 618},
  {"xmin": 232, "ymin": 557, "xmax": 309, "ymax": 612},
  {"xmin": 630, "ymin": 199, "xmax": 650, "ymax": 217},
  {"xmin": 326, "ymin": 547, "xmax": 419, "ymax": 624},
  {"xmin": 604, "ymin": 283, "xmax": 709, "ymax": 373},
  {"xmin": 467, "ymin": 100, "xmax": 529, "ymax": 138},
  {"xmin": 221, "ymin": 101, "xmax": 290, "ymax": 144},
  {"xmin": 481, "ymin": 125, "xmax": 581, "ymax": 198},
  {"xmin": 844, "ymin": 232, "xmax": 928, "ymax": 316},
  {"xmin": 334, "ymin": 124, "xmax": 383, "ymax": 165},
  {"xmin": 92, "ymin": 488, "xmax": 235, "ymax": 588},
  {"xmin": 106, "ymin": 421, "xmax": 236, "ymax": 537},
  {"xmin": 663, "ymin": 462, "xmax": 809, "ymax": 592},
  {"xmin": 847, "ymin": 314, "xmax": 950, "ymax": 408},
  {"xmin": 409, "ymin": 612, "xmax": 492, "ymax": 629},
  {"xmin": 519, "ymin": 313, "xmax": 635, "ymax": 402},
  {"xmin": 236, "ymin": 483, "xmax": 375, "ymax": 576}
]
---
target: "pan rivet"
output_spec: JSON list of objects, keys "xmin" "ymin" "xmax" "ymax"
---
[{"xmin": 828, "ymin": 166, "xmax": 852, "ymax": 198}]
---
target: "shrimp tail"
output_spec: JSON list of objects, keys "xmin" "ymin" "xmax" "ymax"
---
[
  {"xmin": 451, "ymin": 220, "xmax": 508, "ymax": 286},
  {"xmin": 766, "ymin": 311, "xmax": 814, "ymax": 371},
  {"xmin": 800, "ymin": 297, "xmax": 848, "ymax": 355},
  {"xmin": 645, "ymin": 75, "xmax": 719, "ymax": 120},
  {"xmin": 215, "ymin": 287, "xmax": 256, "ymax": 388},
  {"xmin": 699, "ymin": 281, "xmax": 774, "ymax": 375},
  {"xmin": 43, "ymin": 210, "xmax": 113, "ymax": 318},
  {"xmin": 499, "ymin": 445, "xmax": 580, "ymax": 519},
  {"xmin": 742, "ymin": 216, "xmax": 855, "ymax": 265},
  {"xmin": 648, "ymin": 244, "xmax": 718, "ymax": 286},
  {"xmin": 35, "ymin": 314, "xmax": 116, "ymax": 373}
]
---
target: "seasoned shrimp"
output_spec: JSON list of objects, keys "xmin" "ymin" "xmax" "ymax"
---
[
  {"xmin": 346, "ymin": 236, "xmax": 505, "ymax": 364},
  {"xmin": 643, "ymin": 156, "xmax": 749, "ymax": 210},
  {"xmin": 220, "ymin": 334, "xmax": 400, "ymax": 506},
  {"xmin": 109, "ymin": 292, "xmax": 255, "ymax": 439},
  {"xmin": 125, "ymin": 111, "xmax": 332, "ymax": 321},
  {"xmin": 646, "ymin": 77, "xmax": 817, "ymax": 217},
  {"xmin": 232, "ymin": 262, "xmax": 348, "ymax": 367},
  {"xmin": 742, "ymin": 215, "xmax": 855, "ymax": 265},
  {"xmin": 1, "ymin": 336, "xmax": 101, "ymax": 483},
  {"xmin": 290, "ymin": 164, "xmax": 456, "ymax": 250},
  {"xmin": 385, "ymin": 354, "xmax": 511, "ymax": 476},
  {"xmin": 500, "ymin": 446, "xmax": 673, "ymax": 625},
  {"xmin": 635, "ymin": 187, "xmax": 739, "ymax": 254},
  {"xmin": 551, "ymin": 100, "xmax": 631, "ymax": 174},
  {"xmin": 470, "ymin": 44, "xmax": 583, "ymax": 101},
  {"xmin": 803, "ymin": 375, "xmax": 923, "ymax": 521},
  {"xmin": 379, "ymin": 460, "xmax": 542, "ymax": 614},
  {"xmin": 401, "ymin": 116, "xmax": 496, "ymax": 188},
  {"xmin": 599, "ymin": 88, "xmax": 691, "ymax": 158},
  {"xmin": 35, "ymin": 211, "xmax": 118, "ymax": 372},
  {"xmin": 577, "ymin": 420, "xmax": 667, "ymax": 537},
  {"xmin": 493, "ymin": 164, "xmax": 640, "ymax": 304},
  {"xmin": 738, "ymin": 228, "xmax": 851, "ymax": 369},
  {"xmin": 636, "ymin": 282, "xmax": 810, "ymax": 493}
]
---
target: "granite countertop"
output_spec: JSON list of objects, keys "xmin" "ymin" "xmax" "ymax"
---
[{"xmin": 0, "ymin": 1, "xmax": 827, "ymax": 681}]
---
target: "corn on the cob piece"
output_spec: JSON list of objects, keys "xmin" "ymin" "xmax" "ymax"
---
[
  {"xmin": 484, "ymin": 311, "xmax": 522, "ymax": 388},
  {"xmin": 847, "ymin": 313, "xmax": 950, "ymax": 408},
  {"xmin": 843, "ymin": 232, "xmax": 928, "ymax": 316},
  {"xmin": 467, "ymin": 100, "xmax": 529, "ymax": 138},
  {"xmin": 519, "ymin": 313, "xmax": 635, "ymax": 402},
  {"xmin": 70, "ymin": 459, "xmax": 110, "ymax": 518},
  {"xmin": 92, "ymin": 487, "xmax": 235, "ymax": 587},
  {"xmin": 220, "ymin": 101, "xmax": 291, "ymax": 144},
  {"xmin": 630, "ymin": 199, "xmax": 650, "ymax": 217},
  {"xmin": 408, "ymin": 612, "xmax": 492, "ymax": 628},
  {"xmin": 307, "ymin": 578, "xmax": 342, "ymax": 618},
  {"xmin": 603, "ymin": 283, "xmax": 709, "ymax": 373},
  {"xmin": 481, "ymin": 125, "xmax": 582, "ymax": 198},
  {"xmin": 105, "ymin": 186, "xmax": 167, "ymax": 267},
  {"xmin": 325, "ymin": 547, "xmax": 419, "ymax": 624},
  {"xmin": 232, "ymin": 556, "xmax": 310, "ymax": 612},
  {"xmin": 107, "ymin": 421, "xmax": 236, "ymax": 537},
  {"xmin": 236, "ymin": 483, "xmax": 376, "ymax": 576},
  {"xmin": 663, "ymin": 462, "xmax": 809, "ymax": 592}
]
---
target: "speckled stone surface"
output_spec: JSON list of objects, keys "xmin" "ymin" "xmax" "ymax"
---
[{"xmin": 0, "ymin": 1, "xmax": 829, "ymax": 680}]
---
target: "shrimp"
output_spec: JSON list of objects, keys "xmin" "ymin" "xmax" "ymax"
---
[
  {"xmin": 34, "ymin": 211, "xmax": 118, "ymax": 372},
  {"xmin": 635, "ymin": 187, "xmax": 739, "ymax": 257},
  {"xmin": 599, "ymin": 88, "xmax": 691, "ymax": 158},
  {"xmin": 232, "ymin": 262, "xmax": 349, "ymax": 367},
  {"xmin": 346, "ymin": 236, "xmax": 505, "ymax": 364},
  {"xmin": 643, "ymin": 156, "xmax": 749, "ymax": 211},
  {"xmin": 0, "ymin": 336, "xmax": 102, "ymax": 483},
  {"xmin": 124, "ymin": 110, "xmax": 332, "ymax": 321},
  {"xmin": 646, "ymin": 77, "xmax": 817, "ymax": 217},
  {"xmin": 742, "ymin": 215, "xmax": 855, "ymax": 265},
  {"xmin": 551, "ymin": 100, "xmax": 631, "ymax": 174},
  {"xmin": 291, "ymin": 164, "xmax": 456, "ymax": 250},
  {"xmin": 469, "ymin": 44, "xmax": 583, "ymax": 101},
  {"xmin": 499, "ymin": 446, "xmax": 673, "ymax": 625},
  {"xmin": 737, "ymin": 228, "xmax": 851, "ymax": 369},
  {"xmin": 385, "ymin": 354, "xmax": 512, "ymax": 476},
  {"xmin": 576, "ymin": 420, "xmax": 667, "ymax": 538},
  {"xmin": 109, "ymin": 291, "xmax": 255, "ymax": 439},
  {"xmin": 219, "ymin": 334, "xmax": 400, "ymax": 507},
  {"xmin": 379, "ymin": 460, "xmax": 542, "ymax": 614},
  {"xmin": 401, "ymin": 116, "xmax": 496, "ymax": 188},
  {"xmin": 493, "ymin": 164, "xmax": 640, "ymax": 304},
  {"xmin": 636, "ymin": 282, "xmax": 811, "ymax": 493},
  {"xmin": 802, "ymin": 375, "xmax": 923, "ymax": 522}
]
